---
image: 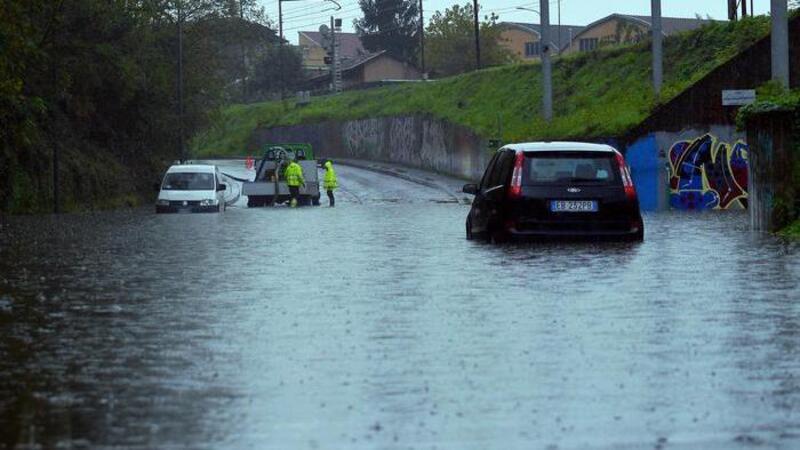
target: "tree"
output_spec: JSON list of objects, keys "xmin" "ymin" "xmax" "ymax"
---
[
  {"xmin": 196, "ymin": 16, "xmax": 280, "ymax": 102},
  {"xmin": 0, "ymin": 0, "xmax": 269, "ymax": 212},
  {"xmin": 355, "ymin": 0, "xmax": 419, "ymax": 64},
  {"xmin": 425, "ymin": 3, "xmax": 513, "ymax": 77},
  {"xmin": 251, "ymin": 45, "xmax": 305, "ymax": 97}
]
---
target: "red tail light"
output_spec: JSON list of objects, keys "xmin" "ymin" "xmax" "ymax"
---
[
  {"xmin": 615, "ymin": 152, "xmax": 637, "ymax": 200},
  {"xmin": 507, "ymin": 151, "xmax": 525, "ymax": 199}
]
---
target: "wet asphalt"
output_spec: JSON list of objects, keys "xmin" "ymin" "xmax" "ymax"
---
[{"xmin": 0, "ymin": 162, "xmax": 799, "ymax": 449}]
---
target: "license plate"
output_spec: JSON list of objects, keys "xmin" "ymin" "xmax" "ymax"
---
[{"xmin": 551, "ymin": 200, "xmax": 598, "ymax": 212}]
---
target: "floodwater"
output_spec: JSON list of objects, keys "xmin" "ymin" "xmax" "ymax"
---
[{"xmin": 1, "ymin": 164, "xmax": 799, "ymax": 449}]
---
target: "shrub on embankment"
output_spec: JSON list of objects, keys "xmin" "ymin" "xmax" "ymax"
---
[
  {"xmin": 781, "ymin": 220, "xmax": 800, "ymax": 237},
  {"xmin": 193, "ymin": 16, "xmax": 771, "ymax": 157}
]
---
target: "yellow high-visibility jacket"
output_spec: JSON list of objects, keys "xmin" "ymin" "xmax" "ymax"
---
[
  {"xmin": 323, "ymin": 161, "xmax": 338, "ymax": 190},
  {"xmin": 284, "ymin": 161, "xmax": 305, "ymax": 187}
]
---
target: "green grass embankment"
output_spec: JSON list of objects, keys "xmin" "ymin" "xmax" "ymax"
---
[{"xmin": 193, "ymin": 17, "xmax": 770, "ymax": 157}]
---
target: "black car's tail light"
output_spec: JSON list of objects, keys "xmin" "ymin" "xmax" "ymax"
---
[
  {"xmin": 615, "ymin": 152, "xmax": 637, "ymax": 201},
  {"xmin": 507, "ymin": 151, "xmax": 525, "ymax": 199}
]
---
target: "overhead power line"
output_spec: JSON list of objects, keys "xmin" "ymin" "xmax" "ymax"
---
[{"xmin": 280, "ymin": 0, "xmax": 566, "ymax": 36}]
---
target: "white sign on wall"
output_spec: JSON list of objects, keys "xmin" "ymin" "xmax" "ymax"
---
[{"xmin": 722, "ymin": 90, "xmax": 756, "ymax": 106}]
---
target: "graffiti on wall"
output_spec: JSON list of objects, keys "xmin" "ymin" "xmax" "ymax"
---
[
  {"xmin": 388, "ymin": 117, "xmax": 419, "ymax": 164},
  {"xmin": 342, "ymin": 119, "xmax": 380, "ymax": 159},
  {"xmin": 261, "ymin": 115, "xmax": 486, "ymax": 180},
  {"xmin": 668, "ymin": 134, "xmax": 749, "ymax": 210}
]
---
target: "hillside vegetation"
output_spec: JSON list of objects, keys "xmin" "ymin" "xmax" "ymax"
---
[
  {"xmin": 1, "ymin": 1, "xmax": 279, "ymax": 214},
  {"xmin": 194, "ymin": 16, "xmax": 770, "ymax": 156},
  {"xmin": 781, "ymin": 220, "xmax": 800, "ymax": 237}
]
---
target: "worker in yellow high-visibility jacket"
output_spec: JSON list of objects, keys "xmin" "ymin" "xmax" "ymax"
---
[
  {"xmin": 323, "ymin": 160, "xmax": 338, "ymax": 207},
  {"xmin": 284, "ymin": 158, "xmax": 305, "ymax": 208}
]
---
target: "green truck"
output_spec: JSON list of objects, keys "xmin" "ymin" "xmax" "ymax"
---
[{"xmin": 242, "ymin": 143, "xmax": 321, "ymax": 207}]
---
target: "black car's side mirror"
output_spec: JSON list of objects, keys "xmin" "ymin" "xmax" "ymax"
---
[
  {"xmin": 217, "ymin": 184, "xmax": 226, "ymax": 192},
  {"xmin": 462, "ymin": 184, "xmax": 478, "ymax": 195}
]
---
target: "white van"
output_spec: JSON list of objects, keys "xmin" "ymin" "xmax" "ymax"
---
[{"xmin": 155, "ymin": 164, "xmax": 227, "ymax": 213}]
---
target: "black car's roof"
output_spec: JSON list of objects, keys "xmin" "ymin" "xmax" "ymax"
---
[{"xmin": 502, "ymin": 142, "xmax": 618, "ymax": 153}]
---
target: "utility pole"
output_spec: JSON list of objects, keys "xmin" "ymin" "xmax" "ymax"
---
[
  {"xmin": 742, "ymin": 0, "xmax": 748, "ymax": 17},
  {"xmin": 728, "ymin": 0, "xmax": 738, "ymax": 21},
  {"xmin": 652, "ymin": 0, "xmax": 663, "ymax": 96},
  {"xmin": 557, "ymin": 0, "xmax": 561, "ymax": 53},
  {"xmin": 419, "ymin": 0, "xmax": 425, "ymax": 73},
  {"xmin": 240, "ymin": 0, "xmax": 247, "ymax": 100},
  {"xmin": 51, "ymin": 39, "xmax": 61, "ymax": 213},
  {"xmin": 278, "ymin": 0, "xmax": 283, "ymax": 41},
  {"xmin": 53, "ymin": 112, "xmax": 60, "ymax": 213},
  {"xmin": 771, "ymin": 0, "xmax": 790, "ymax": 88},
  {"xmin": 278, "ymin": 0, "xmax": 340, "ymax": 97},
  {"xmin": 473, "ymin": 0, "xmax": 481, "ymax": 70},
  {"xmin": 177, "ymin": 0, "xmax": 185, "ymax": 163},
  {"xmin": 278, "ymin": 0, "xmax": 294, "ymax": 102},
  {"xmin": 540, "ymin": 0, "xmax": 552, "ymax": 121},
  {"xmin": 331, "ymin": 16, "xmax": 342, "ymax": 93}
]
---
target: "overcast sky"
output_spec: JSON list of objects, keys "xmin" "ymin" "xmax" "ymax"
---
[{"xmin": 263, "ymin": 0, "xmax": 774, "ymax": 44}]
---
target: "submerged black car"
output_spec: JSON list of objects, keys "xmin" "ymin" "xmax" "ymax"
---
[{"xmin": 463, "ymin": 142, "xmax": 644, "ymax": 242}]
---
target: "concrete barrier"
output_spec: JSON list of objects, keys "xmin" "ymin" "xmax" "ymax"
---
[
  {"xmin": 745, "ymin": 110, "xmax": 798, "ymax": 231},
  {"xmin": 249, "ymin": 115, "xmax": 489, "ymax": 182}
]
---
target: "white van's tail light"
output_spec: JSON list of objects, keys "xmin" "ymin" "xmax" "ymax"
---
[
  {"xmin": 508, "ymin": 151, "xmax": 525, "ymax": 199},
  {"xmin": 615, "ymin": 152, "xmax": 637, "ymax": 200}
]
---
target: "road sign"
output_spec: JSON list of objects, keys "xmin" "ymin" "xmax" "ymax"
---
[{"xmin": 722, "ymin": 89, "xmax": 756, "ymax": 106}]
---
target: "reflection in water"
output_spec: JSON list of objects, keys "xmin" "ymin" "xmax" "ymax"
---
[{"xmin": 0, "ymin": 204, "xmax": 799, "ymax": 449}]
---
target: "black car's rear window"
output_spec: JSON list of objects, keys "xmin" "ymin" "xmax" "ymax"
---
[{"xmin": 524, "ymin": 151, "xmax": 618, "ymax": 185}]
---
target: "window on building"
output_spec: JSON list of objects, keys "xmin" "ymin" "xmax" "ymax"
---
[
  {"xmin": 524, "ymin": 41, "xmax": 541, "ymax": 58},
  {"xmin": 579, "ymin": 38, "xmax": 599, "ymax": 52}
]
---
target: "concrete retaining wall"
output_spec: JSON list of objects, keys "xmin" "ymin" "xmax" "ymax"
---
[
  {"xmin": 745, "ymin": 111, "xmax": 797, "ymax": 231},
  {"xmin": 249, "ymin": 115, "xmax": 488, "ymax": 181},
  {"xmin": 252, "ymin": 116, "xmax": 754, "ymax": 215}
]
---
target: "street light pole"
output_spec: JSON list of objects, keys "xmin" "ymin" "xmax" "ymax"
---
[
  {"xmin": 771, "ymin": 0, "xmax": 790, "ymax": 88},
  {"xmin": 419, "ymin": 0, "xmax": 425, "ymax": 73},
  {"xmin": 240, "ymin": 0, "xmax": 247, "ymax": 100},
  {"xmin": 651, "ymin": 0, "xmax": 663, "ymax": 96},
  {"xmin": 557, "ymin": 0, "xmax": 561, "ymax": 53},
  {"xmin": 473, "ymin": 0, "xmax": 481, "ymax": 70},
  {"xmin": 540, "ymin": 0, "xmax": 552, "ymax": 121},
  {"xmin": 177, "ymin": 0, "xmax": 185, "ymax": 162}
]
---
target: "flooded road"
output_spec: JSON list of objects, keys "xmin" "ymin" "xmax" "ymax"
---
[{"xmin": 1, "ymin": 164, "xmax": 799, "ymax": 449}]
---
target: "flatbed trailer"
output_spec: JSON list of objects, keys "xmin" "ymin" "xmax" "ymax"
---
[{"xmin": 242, "ymin": 144, "xmax": 321, "ymax": 207}]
